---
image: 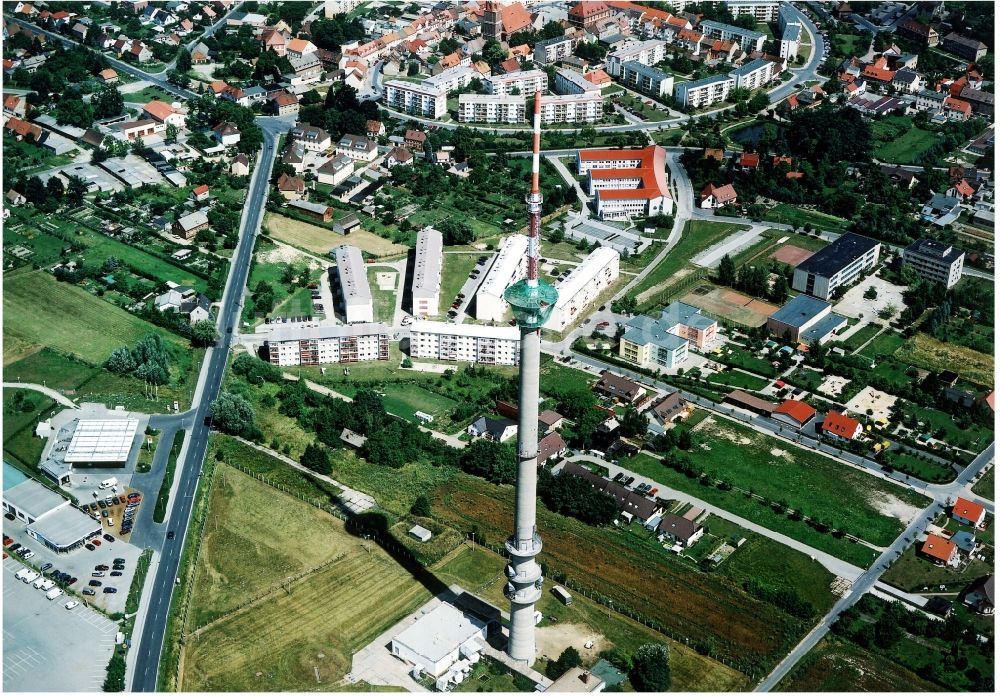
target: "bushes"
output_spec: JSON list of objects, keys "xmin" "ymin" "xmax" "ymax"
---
[
  {"xmin": 546, "ymin": 647, "xmax": 582, "ymax": 680},
  {"xmin": 630, "ymin": 643, "xmax": 671, "ymax": 692},
  {"xmin": 539, "ymin": 469, "xmax": 619, "ymax": 526},
  {"xmin": 153, "ymin": 431, "xmax": 184, "ymax": 523}
]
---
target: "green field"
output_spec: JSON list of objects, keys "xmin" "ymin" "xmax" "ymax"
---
[
  {"xmin": 972, "ymin": 466, "xmax": 994, "ymax": 500},
  {"xmin": 439, "ymin": 253, "xmax": 480, "ymax": 313},
  {"xmin": 872, "ymin": 116, "xmax": 941, "ymax": 165},
  {"xmin": 837, "ymin": 323, "xmax": 883, "ymax": 352},
  {"xmin": 180, "ymin": 465, "xmax": 432, "ymax": 691},
  {"xmin": 762, "ymin": 204, "xmax": 849, "ymax": 231},
  {"xmin": 882, "ymin": 539, "xmax": 993, "ymax": 594},
  {"xmin": 3, "ymin": 389, "xmax": 58, "ymax": 472},
  {"xmin": 704, "ymin": 369, "xmax": 770, "ymax": 391},
  {"xmin": 339, "ymin": 383, "xmax": 459, "ymax": 424},
  {"xmin": 777, "ymin": 637, "xmax": 936, "ymax": 692}
]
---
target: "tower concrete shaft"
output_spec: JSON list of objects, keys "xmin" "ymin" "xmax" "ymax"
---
[{"xmin": 503, "ymin": 91, "xmax": 552, "ymax": 664}]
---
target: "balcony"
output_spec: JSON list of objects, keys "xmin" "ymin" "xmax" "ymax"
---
[{"xmin": 505, "ymin": 533, "xmax": 542, "ymax": 558}]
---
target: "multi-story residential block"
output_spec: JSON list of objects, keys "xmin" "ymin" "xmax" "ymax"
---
[
  {"xmin": 332, "ymin": 244, "xmax": 374, "ymax": 322},
  {"xmin": 265, "ymin": 323, "xmax": 390, "ymax": 366},
  {"xmin": 411, "ymin": 227, "xmax": 443, "ymax": 317},
  {"xmin": 605, "ymin": 39, "xmax": 667, "ymax": 77},
  {"xmin": 901, "ymin": 238, "xmax": 965, "ymax": 289},
  {"xmin": 941, "ymin": 32, "xmax": 988, "ymax": 61},
  {"xmin": 538, "ymin": 93, "xmax": 603, "ymax": 123},
  {"xmin": 723, "ymin": 0, "xmax": 780, "ymax": 22},
  {"xmin": 619, "ymin": 301, "xmax": 717, "ymax": 370},
  {"xmin": 698, "ymin": 19, "xmax": 766, "ymax": 52},
  {"xmin": 554, "ymin": 67, "xmax": 602, "ymax": 95},
  {"xmin": 424, "ymin": 65, "xmax": 478, "ymax": 93},
  {"xmin": 533, "ymin": 35, "xmax": 574, "ymax": 64},
  {"xmin": 458, "ymin": 94, "xmax": 527, "ymax": 123},
  {"xmin": 777, "ymin": 3, "xmax": 801, "ymax": 61},
  {"xmin": 409, "ymin": 321, "xmax": 521, "ymax": 365},
  {"xmin": 384, "ymin": 79, "xmax": 447, "ymax": 118},
  {"xmin": 317, "ymin": 154, "xmax": 354, "ymax": 186},
  {"xmin": 579, "ymin": 146, "xmax": 674, "ymax": 220},
  {"xmin": 290, "ymin": 123, "xmax": 331, "ymax": 152},
  {"xmin": 675, "ymin": 73, "xmax": 734, "ymax": 107},
  {"xmin": 730, "ymin": 57, "xmax": 778, "ymax": 90},
  {"xmin": 545, "ymin": 247, "xmax": 620, "ymax": 331},
  {"xmin": 476, "ymin": 234, "xmax": 528, "ymax": 321},
  {"xmin": 484, "ymin": 69, "xmax": 549, "ymax": 96},
  {"xmin": 791, "ymin": 232, "xmax": 881, "ymax": 300},
  {"xmin": 621, "ymin": 60, "xmax": 674, "ymax": 97},
  {"xmin": 336, "ymin": 133, "xmax": 378, "ymax": 162}
]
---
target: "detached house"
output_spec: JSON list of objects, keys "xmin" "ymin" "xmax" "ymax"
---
[
  {"xmin": 336, "ymin": 134, "xmax": 377, "ymax": 162},
  {"xmin": 921, "ymin": 533, "xmax": 958, "ymax": 566},
  {"xmin": 276, "ymin": 172, "xmax": 306, "ymax": 200},
  {"xmin": 820, "ymin": 410, "xmax": 862, "ymax": 441},
  {"xmin": 212, "ymin": 121, "xmax": 240, "ymax": 146},
  {"xmin": 594, "ymin": 371, "xmax": 647, "ymax": 404},
  {"xmin": 142, "ymin": 100, "xmax": 185, "ymax": 129},
  {"xmin": 700, "ymin": 182, "xmax": 738, "ymax": 209},
  {"xmin": 952, "ymin": 497, "xmax": 986, "ymax": 528},
  {"xmin": 467, "ymin": 416, "xmax": 517, "ymax": 442},
  {"xmin": 154, "ymin": 285, "xmax": 212, "ymax": 323},
  {"xmin": 657, "ymin": 513, "xmax": 704, "ymax": 548}
]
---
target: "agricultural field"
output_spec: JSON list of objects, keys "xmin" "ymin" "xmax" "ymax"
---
[
  {"xmin": 430, "ymin": 472, "xmax": 831, "ymax": 677},
  {"xmin": 180, "ymin": 465, "xmax": 431, "ymax": 691},
  {"xmin": 265, "ymin": 213, "xmax": 408, "ymax": 258},
  {"xmin": 896, "ymin": 333, "xmax": 994, "ymax": 387},
  {"xmin": 777, "ymin": 637, "xmax": 936, "ymax": 692},
  {"xmin": 762, "ymin": 204, "xmax": 850, "ymax": 231},
  {"xmin": 3, "ymin": 389, "xmax": 58, "ymax": 472}
]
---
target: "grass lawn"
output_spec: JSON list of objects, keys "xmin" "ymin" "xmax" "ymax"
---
[
  {"xmin": 871, "ymin": 116, "xmax": 941, "ymax": 165},
  {"xmin": 265, "ymin": 213, "xmax": 408, "ymax": 258},
  {"xmin": 270, "ymin": 287, "xmax": 318, "ymax": 319},
  {"xmin": 705, "ymin": 370, "xmax": 770, "ymax": 391},
  {"xmin": 762, "ymin": 204, "xmax": 849, "ymax": 231},
  {"xmin": 339, "ymin": 382, "xmax": 459, "ymax": 424},
  {"xmin": 366, "ymin": 267, "xmax": 398, "ymax": 323},
  {"xmin": 831, "ymin": 33, "xmax": 865, "ymax": 57},
  {"xmin": 858, "ymin": 330, "xmax": 906, "ymax": 361},
  {"xmin": 972, "ymin": 466, "xmax": 994, "ymax": 500},
  {"xmin": 897, "ymin": 333, "xmax": 994, "ymax": 387},
  {"xmin": 180, "ymin": 465, "xmax": 431, "ymax": 691},
  {"xmin": 632, "ymin": 220, "xmax": 751, "ymax": 299},
  {"xmin": 439, "ymin": 253, "xmax": 481, "ymax": 312},
  {"xmin": 837, "ymin": 323, "xmax": 882, "ymax": 352},
  {"xmin": 882, "ymin": 543, "xmax": 993, "ymax": 594},
  {"xmin": 901, "ymin": 402, "xmax": 993, "ymax": 452},
  {"xmin": 777, "ymin": 637, "xmax": 936, "ymax": 692},
  {"xmin": 3, "ymin": 389, "xmax": 58, "ymax": 472},
  {"xmin": 122, "ymin": 86, "xmax": 174, "ymax": 103}
]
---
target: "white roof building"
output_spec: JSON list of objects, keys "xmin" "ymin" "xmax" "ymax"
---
[
  {"xmin": 412, "ymin": 227, "xmax": 443, "ymax": 317},
  {"xmin": 475, "ymin": 234, "xmax": 528, "ymax": 321},
  {"xmin": 65, "ymin": 419, "xmax": 139, "ymax": 464},
  {"xmin": 390, "ymin": 603, "xmax": 488, "ymax": 678},
  {"xmin": 545, "ymin": 246, "xmax": 620, "ymax": 331},
  {"xmin": 332, "ymin": 245, "xmax": 374, "ymax": 323}
]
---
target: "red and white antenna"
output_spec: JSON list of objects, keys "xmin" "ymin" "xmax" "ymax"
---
[{"xmin": 526, "ymin": 90, "xmax": 542, "ymax": 285}]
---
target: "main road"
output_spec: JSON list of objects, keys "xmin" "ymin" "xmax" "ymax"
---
[{"xmin": 130, "ymin": 117, "xmax": 287, "ymax": 692}]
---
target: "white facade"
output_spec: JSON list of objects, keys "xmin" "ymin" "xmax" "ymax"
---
[
  {"xmin": 545, "ymin": 247, "xmax": 620, "ymax": 331},
  {"xmin": 723, "ymin": 0, "xmax": 781, "ymax": 22},
  {"xmin": 424, "ymin": 66, "xmax": 477, "ymax": 93},
  {"xmin": 534, "ymin": 36, "xmax": 573, "ymax": 64},
  {"xmin": 674, "ymin": 74, "xmax": 735, "ymax": 107},
  {"xmin": 901, "ymin": 239, "xmax": 965, "ymax": 289},
  {"xmin": 605, "ymin": 39, "xmax": 667, "ymax": 77},
  {"xmin": 390, "ymin": 603, "xmax": 488, "ymax": 678},
  {"xmin": 554, "ymin": 67, "xmax": 602, "ymax": 95},
  {"xmin": 265, "ymin": 324, "xmax": 390, "ymax": 366},
  {"xmin": 476, "ymin": 234, "xmax": 528, "ymax": 321},
  {"xmin": 539, "ymin": 93, "xmax": 602, "ymax": 123},
  {"xmin": 485, "ymin": 69, "xmax": 548, "ymax": 96},
  {"xmin": 699, "ymin": 20, "xmax": 767, "ymax": 52},
  {"xmin": 458, "ymin": 94, "xmax": 527, "ymax": 123},
  {"xmin": 333, "ymin": 244, "xmax": 374, "ymax": 323},
  {"xmin": 412, "ymin": 227, "xmax": 443, "ymax": 317},
  {"xmin": 777, "ymin": 3, "xmax": 802, "ymax": 61},
  {"xmin": 384, "ymin": 80, "xmax": 447, "ymax": 118},
  {"xmin": 730, "ymin": 58, "xmax": 778, "ymax": 90},
  {"xmin": 410, "ymin": 321, "xmax": 521, "ymax": 365},
  {"xmin": 621, "ymin": 60, "xmax": 674, "ymax": 97}
]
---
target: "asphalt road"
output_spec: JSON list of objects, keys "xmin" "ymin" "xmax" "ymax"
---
[{"xmin": 130, "ymin": 122, "xmax": 281, "ymax": 692}]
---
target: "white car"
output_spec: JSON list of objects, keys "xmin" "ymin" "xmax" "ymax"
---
[{"xmin": 64, "ymin": 600, "xmax": 79, "ymax": 610}]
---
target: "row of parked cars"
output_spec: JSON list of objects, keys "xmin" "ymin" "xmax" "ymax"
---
[
  {"xmin": 85, "ymin": 556, "xmax": 127, "ymax": 595},
  {"xmin": 611, "ymin": 473, "xmax": 659, "ymax": 497},
  {"xmin": 4, "ymin": 534, "xmax": 36, "ymax": 560}
]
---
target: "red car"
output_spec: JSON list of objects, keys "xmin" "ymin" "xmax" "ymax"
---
[{"xmin": 92, "ymin": 539, "xmax": 102, "ymax": 547}]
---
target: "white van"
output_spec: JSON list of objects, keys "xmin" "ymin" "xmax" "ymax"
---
[
  {"xmin": 46, "ymin": 588, "xmax": 64, "ymax": 600},
  {"xmin": 13, "ymin": 567, "xmax": 29, "ymax": 581},
  {"xmin": 39, "ymin": 579, "xmax": 56, "ymax": 592},
  {"xmin": 99, "ymin": 477, "xmax": 119, "ymax": 490},
  {"xmin": 21, "ymin": 570, "xmax": 39, "ymax": 584},
  {"xmin": 32, "ymin": 576, "xmax": 47, "ymax": 589}
]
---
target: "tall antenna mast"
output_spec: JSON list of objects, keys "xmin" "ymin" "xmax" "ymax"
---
[{"xmin": 503, "ymin": 91, "xmax": 557, "ymax": 664}]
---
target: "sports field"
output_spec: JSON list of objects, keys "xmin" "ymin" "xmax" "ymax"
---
[
  {"xmin": 770, "ymin": 244, "xmax": 814, "ymax": 266},
  {"xmin": 265, "ymin": 213, "xmax": 408, "ymax": 258},
  {"xmin": 680, "ymin": 286, "xmax": 778, "ymax": 327},
  {"xmin": 3, "ymin": 269, "xmax": 188, "ymax": 365},
  {"xmin": 180, "ymin": 465, "xmax": 431, "ymax": 691}
]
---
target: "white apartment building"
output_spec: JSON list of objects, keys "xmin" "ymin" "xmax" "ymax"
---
[
  {"xmin": 409, "ymin": 321, "xmax": 521, "ymax": 365},
  {"xmin": 723, "ymin": 0, "xmax": 781, "ymax": 22},
  {"xmin": 289, "ymin": 123, "xmax": 331, "ymax": 152},
  {"xmin": 332, "ymin": 244, "xmax": 374, "ymax": 323},
  {"xmin": 485, "ymin": 69, "xmax": 549, "ymax": 96},
  {"xmin": 777, "ymin": 3, "xmax": 802, "ymax": 61},
  {"xmin": 544, "ymin": 247, "xmax": 620, "ymax": 331},
  {"xmin": 384, "ymin": 79, "xmax": 448, "ymax": 118},
  {"xmin": 901, "ymin": 238, "xmax": 965, "ymax": 289},
  {"xmin": 458, "ymin": 94, "xmax": 527, "ymax": 123},
  {"xmin": 533, "ymin": 35, "xmax": 574, "ymax": 64},
  {"xmin": 730, "ymin": 57, "xmax": 778, "ymax": 90},
  {"xmin": 412, "ymin": 226, "xmax": 443, "ymax": 317},
  {"xmin": 538, "ymin": 93, "xmax": 603, "ymax": 123},
  {"xmin": 554, "ymin": 67, "xmax": 602, "ymax": 95},
  {"xmin": 475, "ymin": 234, "xmax": 528, "ymax": 321},
  {"xmin": 424, "ymin": 66, "xmax": 478, "ymax": 93},
  {"xmin": 605, "ymin": 39, "xmax": 667, "ymax": 77},
  {"xmin": 698, "ymin": 20, "xmax": 766, "ymax": 52},
  {"xmin": 265, "ymin": 323, "xmax": 390, "ymax": 366},
  {"xmin": 579, "ymin": 145, "xmax": 674, "ymax": 220},
  {"xmin": 792, "ymin": 233, "xmax": 881, "ymax": 300},
  {"xmin": 621, "ymin": 60, "xmax": 674, "ymax": 97},
  {"xmin": 674, "ymin": 74, "xmax": 733, "ymax": 107}
]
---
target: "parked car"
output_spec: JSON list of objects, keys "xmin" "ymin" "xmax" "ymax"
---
[
  {"xmin": 167, "ymin": 531, "xmax": 175, "ymax": 540},
  {"xmin": 92, "ymin": 539, "xmax": 102, "ymax": 547},
  {"xmin": 9, "ymin": 543, "xmax": 21, "ymax": 552},
  {"xmin": 64, "ymin": 601, "xmax": 79, "ymax": 610},
  {"xmin": 4, "ymin": 512, "xmax": 15, "ymax": 521},
  {"xmin": 88, "ymin": 580, "xmax": 102, "ymax": 587},
  {"xmin": 97, "ymin": 501, "xmax": 107, "ymax": 509},
  {"xmin": 103, "ymin": 534, "xmax": 115, "ymax": 543},
  {"xmin": 85, "ymin": 544, "xmax": 95, "ymax": 551},
  {"xmin": 92, "ymin": 572, "xmax": 105, "ymax": 577},
  {"xmin": 103, "ymin": 587, "xmax": 118, "ymax": 594},
  {"xmin": 110, "ymin": 571, "xmax": 123, "ymax": 577},
  {"xmin": 82, "ymin": 588, "xmax": 96, "ymax": 596},
  {"xmin": 114, "ymin": 558, "xmax": 126, "ymax": 564},
  {"xmin": 95, "ymin": 565, "xmax": 109, "ymax": 571},
  {"xmin": 68, "ymin": 577, "xmax": 78, "ymax": 585}
]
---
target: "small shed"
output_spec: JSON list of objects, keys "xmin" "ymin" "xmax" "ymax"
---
[
  {"xmin": 409, "ymin": 524, "xmax": 433, "ymax": 542},
  {"xmin": 340, "ymin": 428, "xmax": 367, "ymax": 448}
]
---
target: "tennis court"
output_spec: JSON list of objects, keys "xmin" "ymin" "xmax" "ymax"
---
[{"xmin": 680, "ymin": 285, "xmax": 778, "ymax": 327}]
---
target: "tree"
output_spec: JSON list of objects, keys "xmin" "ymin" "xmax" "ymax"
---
[
  {"xmin": 104, "ymin": 346, "xmax": 136, "ymax": 374},
  {"xmin": 165, "ymin": 122, "xmax": 179, "ymax": 144},
  {"xmin": 410, "ymin": 494, "xmax": 432, "ymax": 517},
  {"xmin": 210, "ymin": 391, "xmax": 257, "ymax": 437},
  {"xmin": 301, "ymin": 442, "xmax": 332, "ymax": 475},
  {"xmin": 54, "ymin": 97, "xmax": 94, "ymax": 128},
  {"xmin": 717, "ymin": 254, "xmax": 737, "ymax": 287},
  {"xmin": 46, "ymin": 176, "xmax": 65, "ymax": 202},
  {"xmin": 546, "ymin": 647, "xmax": 583, "ymax": 680},
  {"xmin": 167, "ymin": 69, "xmax": 190, "ymax": 88},
  {"xmin": 176, "ymin": 46, "xmax": 192, "ymax": 73},
  {"xmin": 190, "ymin": 320, "xmax": 218, "ymax": 347},
  {"xmin": 630, "ymin": 644, "xmax": 671, "ymax": 692},
  {"xmin": 619, "ymin": 406, "xmax": 647, "ymax": 438},
  {"xmin": 92, "ymin": 85, "xmax": 124, "ymax": 119},
  {"xmin": 482, "ymin": 39, "xmax": 508, "ymax": 67},
  {"xmin": 66, "ymin": 175, "xmax": 87, "ymax": 207},
  {"xmin": 769, "ymin": 273, "xmax": 789, "ymax": 304}
]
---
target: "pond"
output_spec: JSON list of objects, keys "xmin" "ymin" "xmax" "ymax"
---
[{"xmin": 729, "ymin": 121, "xmax": 783, "ymax": 147}]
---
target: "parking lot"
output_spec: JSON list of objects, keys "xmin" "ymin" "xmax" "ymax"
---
[
  {"xmin": 3, "ymin": 555, "xmax": 119, "ymax": 691},
  {"xmin": 3, "ymin": 517, "xmax": 143, "ymax": 614}
]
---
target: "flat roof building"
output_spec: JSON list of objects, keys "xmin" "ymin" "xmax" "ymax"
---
[
  {"xmin": 476, "ymin": 234, "xmax": 528, "ymax": 321},
  {"xmin": 484, "ymin": 69, "xmax": 548, "ymax": 96},
  {"xmin": 792, "ymin": 233, "xmax": 880, "ymax": 300},
  {"xmin": 65, "ymin": 419, "xmax": 138, "ymax": 464},
  {"xmin": 390, "ymin": 602, "xmax": 487, "ymax": 678},
  {"xmin": 621, "ymin": 60, "xmax": 674, "ymax": 97},
  {"xmin": 2, "ymin": 478, "xmax": 101, "ymax": 552},
  {"xmin": 901, "ymin": 238, "xmax": 964, "ymax": 289},
  {"xmin": 545, "ymin": 246, "xmax": 620, "ymax": 331},
  {"xmin": 675, "ymin": 73, "xmax": 734, "ymax": 108},
  {"xmin": 538, "ymin": 93, "xmax": 603, "ymax": 124},
  {"xmin": 767, "ymin": 294, "xmax": 847, "ymax": 344},
  {"xmin": 384, "ymin": 79, "xmax": 448, "ymax": 118},
  {"xmin": 605, "ymin": 39, "xmax": 667, "ymax": 77},
  {"xmin": 412, "ymin": 226, "xmax": 443, "ymax": 317},
  {"xmin": 410, "ymin": 321, "xmax": 521, "ymax": 365},
  {"xmin": 699, "ymin": 19, "xmax": 766, "ymax": 52},
  {"xmin": 332, "ymin": 245, "xmax": 374, "ymax": 323},
  {"xmin": 458, "ymin": 93, "xmax": 527, "ymax": 124},
  {"xmin": 264, "ymin": 323, "xmax": 390, "ymax": 366},
  {"xmin": 554, "ymin": 67, "xmax": 602, "ymax": 95}
]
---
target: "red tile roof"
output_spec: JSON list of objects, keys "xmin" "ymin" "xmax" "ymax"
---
[
  {"xmin": 921, "ymin": 534, "xmax": 957, "ymax": 563},
  {"xmin": 953, "ymin": 497, "xmax": 985, "ymax": 525},
  {"xmin": 701, "ymin": 182, "xmax": 737, "ymax": 204},
  {"xmin": 773, "ymin": 400, "xmax": 817, "ymax": 425},
  {"xmin": 192, "ymin": 184, "xmax": 209, "ymax": 196},
  {"xmin": 954, "ymin": 179, "xmax": 975, "ymax": 197},
  {"xmin": 821, "ymin": 410, "xmax": 861, "ymax": 439},
  {"xmin": 143, "ymin": 100, "xmax": 176, "ymax": 121},
  {"xmin": 581, "ymin": 146, "xmax": 671, "ymax": 201},
  {"xmin": 739, "ymin": 152, "xmax": 760, "ymax": 168},
  {"xmin": 944, "ymin": 96, "xmax": 972, "ymax": 115},
  {"xmin": 583, "ymin": 69, "xmax": 611, "ymax": 85}
]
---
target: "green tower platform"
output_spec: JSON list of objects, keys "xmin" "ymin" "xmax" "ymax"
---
[{"xmin": 504, "ymin": 279, "xmax": 558, "ymax": 330}]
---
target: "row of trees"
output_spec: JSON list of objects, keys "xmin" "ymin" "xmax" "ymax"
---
[
  {"xmin": 104, "ymin": 333, "xmax": 173, "ymax": 385},
  {"xmin": 716, "ymin": 254, "xmax": 791, "ymax": 304}
]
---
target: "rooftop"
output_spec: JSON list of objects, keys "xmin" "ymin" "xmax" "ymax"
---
[
  {"xmin": 479, "ymin": 234, "xmax": 528, "ymax": 299},
  {"xmin": 66, "ymin": 419, "xmax": 138, "ymax": 463},
  {"xmin": 392, "ymin": 603, "xmax": 486, "ymax": 664},
  {"xmin": 410, "ymin": 320, "xmax": 520, "ymax": 341},
  {"xmin": 333, "ymin": 244, "xmax": 373, "ymax": 303},
  {"xmin": 412, "ymin": 227, "xmax": 443, "ymax": 300},
  {"xmin": 27, "ymin": 505, "xmax": 101, "ymax": 547},
  {"xmin": 904, "ymin": 238, "xmax": 964, "ymax": 263},
  {"xmin": 795, "ymin": 233, "xmax": 879, "ymax": 277},
  {"xmin": 2, "ymin": 479, "xmax": 69, "ymax": 519},
  {"xmin": 770, "ymin": 294, "xmax": 831, "ymax": 328},
  {"xmin": 263, "ymin": 322, "xmax": 390, "ymax": 343}
]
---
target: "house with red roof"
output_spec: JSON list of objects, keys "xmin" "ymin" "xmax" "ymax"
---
[
  {"xmin": 699, "ymin": 183, "xmax": 737, "ymax": 209},
  {"xmin": 943, "ymin": 97, "xmax": 972, "ymax": 121},
  {"xmin": 3, "ymin": 94, "xmax": 27, "ymax": 119},
  {"xmin": 952, "ymin": 497, "xmax": 987, "ymax": 528},
  {"xmin": 786, "ymin": 171, "xmax": 804, "ymax": 180},
  {"xmin": 583, "ymin": 69, "xmax": 611, "ymax": 86},
  {"xmin": 190, "ymin": 184, "xmax": 210, "ymax": 202},
  {"xmin": 772, "ymin": 155, "xmax": 793, "ymax": 167},
  {"xmin": 738, "ymin": 152, "xmax": 760, "ymax": 171},
  {"xmin": 951, "ymin": 179, "xmax": 975, "ymax": 199},
  {"xmin": 921, "ymin": 534, "xmax": 958, "ymax": 566},
  {"xmin": 569, "ymin": 1, "xmax": 611, "ymax": 30},
  {"xmin": 578, "ymin": 146, "xmax": 674, "ymax": 220},
  {"xmin": 500, "ymin": 57, "xmax": 521, "ymax": 74},
  {"xmin": 260, "ymin": 29, "xmax": 287, "ymax": 56},
  {"xmin": 142, "ymin": 100, "xmax": 185, "ymax": 128},
  {"xmin": 821, "ymin": 411, "xmax": 862, "ymax": 441},
  {"xmin": 772, "ymin": 400, "xmax": 817, "ymax": 429}
]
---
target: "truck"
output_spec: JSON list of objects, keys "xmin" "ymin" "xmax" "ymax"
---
[
  {"xmin": 551, "ymin": 585, "xmax": 572, "ymax": 605},
  {"xmin": 99, "ymin": 477, "xmax": 119, "ymax": 490},
  {"xmin": 45, "ymin": 588, "xmax": 64, "ymax": 600}
]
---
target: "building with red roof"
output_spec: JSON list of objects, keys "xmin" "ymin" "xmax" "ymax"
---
[
  {"xmin": 569, "ymin": 1, "xmax": 611, "ymax": 29},
  {"xmin": 944, "ymin": 97, "xmax": 972, "ymax": 121},
  {"xmin": 772, "ymin": 155, "xmax": 793, "ymax": 167},
  {"xmin": 699, "ymin": 183, "xmax": 737, "ymax": 209},
  {"xmin": 583, "ymin": 69, "xmax": 611, "ymax": 86},
  {"xmin": 772, "ymin": 400, "xmax": 817, "ymax": 428},
  {"xmin": 577, "ymin": 146, "xmax": 673, "ymax": 220},
  {"xmin": 921, "ymin": 534, "xmax": 958, "ymax": 565},
  {"xmin": 738, "ymin": 152, "xmax": 760, "ymax": 171},
  {"xmin": 821, "ymin": 411, "xmax": 862, "ymax": 441},
  {"xmin": 952, "ymin": 497, "xmax": 987, "ymax": 528}
]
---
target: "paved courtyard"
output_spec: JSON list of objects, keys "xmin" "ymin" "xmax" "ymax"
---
[
  {"xmin": 3, "ymin": 556, "xmax": 119, "ymax": 692},
  {"xmin": 833, "ymin": 274, "xmax": 906, "ymax": 324}
]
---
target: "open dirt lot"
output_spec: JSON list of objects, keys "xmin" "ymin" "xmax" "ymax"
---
[
  {"xmin": 265, "ymin": 213, "xmax": 408, "ymax": 258},
  {"xmin": 680, "ymin": 285, "xmax": 778, "ymax": 327},
  {"xmin": 770, "ymin": 244, "xmax": 815, "ymax": 266},
  {"xmin": 844, "ymin": 386, "xmax": 897, "ymax": 422},
  {"xmin": 535, "ymin": 622, "xmax": 608, "ymax": 663}
]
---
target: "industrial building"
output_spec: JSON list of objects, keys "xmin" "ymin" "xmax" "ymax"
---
[
  {"xmin": 767, "ymin": 294, "xmax": 847, "ymax": 344},
  {"xmin": 484, "ymin": 69, "xmax": 548, "ymax": 96},
  {"xmin": 619, "ymin": 301, "xmax": 717, "ymax": 369},
  {"xmin": 578, "ymin": 146, "xmax": 674, "ymax": 220},
  {"xmin": 791, "ymin": 233, "xmax": 881, "ymax": 300},
  {"xmin": 901, "ymin": 238, "xmax": 965, "ymax": 288},
  {"xmin": 458, "ymin": 94, "xmax": 526, "ymax": 124},
  {"xmin": 621, "ymin": 60, "xmax": 674, "ymax": 97},
  {"xmin": 264, "ymin": 323, "xmax": 390, "ymax": 366},
  {"xmin": 538, "ymin": 93, "xmax": 603, "ymax": 124},
  {"xmin": 65, "ymin": 419, "xmax": 139, "ymax": 464},
  {"xmin": 390, "ymin": 602, "xmax": 487, "ymax": 680},
  {"xmin": 384, "ymin": 79, "xmax": 447, "ymax": 118},
  {"xmin": 409, "ymin": 321, "xmax": 521, "ymax": 365},
  {"xmin": 544, "ymin": 247, "xmax": 620, "ymax": 331},
  {"xmin": 476, "ymin": 234, "xmax": 528, "ymax": 321},
  {"xmin": 332, "ymin": 244, "xmax": 374, "ymax": 322},
  {"xmin": 2, "ymin": 478, "xmax": 101, "ymax": 553},
  {"xmin": 605, "ymin": 39, "xmax": 667, "ymax": 77},
  {"xmin": 412, "ymin": 227, "xmax": 443, "ymax": 317}
]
